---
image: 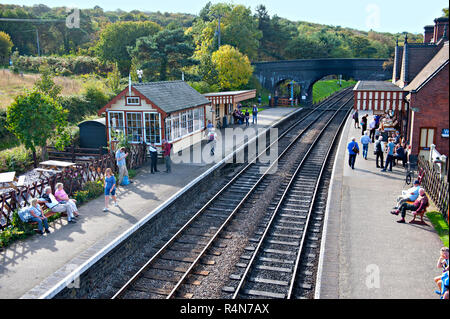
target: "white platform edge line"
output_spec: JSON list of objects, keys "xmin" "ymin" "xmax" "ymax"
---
[
  {"xmin": 31, "ymin": 107, "xmax": 303, "ymax": 299},
  {"xmin": 314, "ymin": 112, "xmax": 351, "ymax": 299}
]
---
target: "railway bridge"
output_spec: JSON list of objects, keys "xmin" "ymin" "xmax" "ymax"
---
[{"xmin": 252, "ymin": 58, "xmax": 392, "ymax": 105}]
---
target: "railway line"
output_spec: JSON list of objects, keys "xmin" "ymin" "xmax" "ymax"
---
[{"xmin": 112, "ymin": 87, "xmax": 354, "ymax": 299}]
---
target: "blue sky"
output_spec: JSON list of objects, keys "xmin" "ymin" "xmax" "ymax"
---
[{"xmin": 2, "ymin": 0, "xmax": 448, "ymax": 33}]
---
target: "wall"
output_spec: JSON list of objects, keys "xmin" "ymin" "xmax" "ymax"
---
[{"xmin": 409, "ymin": 63, "xmax": 449, "ymax": 157}]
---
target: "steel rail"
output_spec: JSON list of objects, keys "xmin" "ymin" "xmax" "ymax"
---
[
  {"xmin": 286, "ymin": 99, "xmax": 354, "ymax": 298},
  {"xmin": 112, "ymin": 88, "xmax": 352, "ymax": 299},
  {"xmin": 231, "ymin": 95, "xmax": 353, "ymax": 299}
]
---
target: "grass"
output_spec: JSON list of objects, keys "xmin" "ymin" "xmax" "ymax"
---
[
  {"xmin": 426, "ymin": 211, "xmax": 449, "ymax": 247},
  {"xmin": 312, "ymin": 79, "xmax": 356, "ymax": 103},
  {"xmin": 0, "ymin": 69, "xmax": 85, "ymax": 110}
]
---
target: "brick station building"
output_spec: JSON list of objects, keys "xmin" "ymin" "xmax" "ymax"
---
[{"xmin": 354, "ymin": 16, "xmax": 449, "ymax": 162}]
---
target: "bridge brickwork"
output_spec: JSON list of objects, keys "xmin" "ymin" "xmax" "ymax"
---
[{"xmin": 253, "ymin": 58, "xmax": 392, "ymax": 105}]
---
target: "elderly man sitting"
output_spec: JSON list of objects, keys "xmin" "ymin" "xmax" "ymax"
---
[
  {"xmin": 390, "ymin": 188, "xmax": 429, "ymax": 223},
  {"xmin": 40, "ymin": 186, "xmax": 77, "ymax": 224},
  {"xmin": 393, "ymin": 180, "xmax": 421, "ymax": 209}
]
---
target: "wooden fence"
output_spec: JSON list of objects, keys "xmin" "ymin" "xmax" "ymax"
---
[
  {"xmin": 0, "ymin": 143, "xmax": 147, "ymax": 231},
  {"xmin": 47, "ymin": 146, "xmax": 104, "ymax": 163},
  {"xmin": 418, "ymin": 156, "xmax": 449, "ymax": 221}
]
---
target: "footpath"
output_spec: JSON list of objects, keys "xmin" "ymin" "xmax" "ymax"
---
[
  {"xmin": 0, "ymin": 107, "xmax": 298, "ymax": 299},
  {"xmin": 317, "ymin": 111, "xmax": 444, "ymax": 299}
]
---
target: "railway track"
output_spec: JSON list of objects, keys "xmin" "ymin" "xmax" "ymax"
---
[
  {"xmin": 229, "ymin": 94, "xmax": 352, "ymax": 299},
  {"xmin": 112, "ymin": 88, "xmax": 353, "ymax": 299}
]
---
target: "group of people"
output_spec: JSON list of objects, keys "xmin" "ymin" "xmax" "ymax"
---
[
  {"xmin": 232, "ymin": 105, "xmax": 258, "ymax": 126},
  {"xmin": 348, "ymin": 112, "xmax": 408, "ymax": 172},
  {"xmin": 20, "ymin": 183, "xmax": 80, "ymax": 235},
  {"xmin": 390, "ymin": 180, "xmax": 429, "ymax": 223}
]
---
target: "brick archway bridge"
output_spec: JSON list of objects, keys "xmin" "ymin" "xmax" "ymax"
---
[{"xmin": 252, "ymin": 58, "xmax": 392, "ymax": 105}]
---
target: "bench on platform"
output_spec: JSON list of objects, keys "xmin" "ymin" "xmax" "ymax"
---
[
  {"xmin": 28, "ymin": 201, "xmax": 67, "ymax": 230},
  {"xmin": 406, "ymin": 201, "xmax": 429, "ymax": 225},
  {"xmin": 16, "ymin": 175, "xmax": 26, "ymax": 187}
]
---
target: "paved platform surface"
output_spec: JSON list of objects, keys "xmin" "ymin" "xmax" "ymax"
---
[
  {"xmin": 0, "ymin": 107, "xmax": 298, "ymax": 299},
  {"xmin": 318, "ymin": 111, "xmax": 444, "ymax": 299}
]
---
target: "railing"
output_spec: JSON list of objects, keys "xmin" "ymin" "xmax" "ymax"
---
[
  {"xmin": 0, "ymin": 143, "xmax": 148, "ymax": 231},
  {"xmin": 418, "ymin": 155, "xmax": 449, "ymax": 221},
  {"xmin": 47, "ymin": 146, "xmax": 104, "ymax": 163}
]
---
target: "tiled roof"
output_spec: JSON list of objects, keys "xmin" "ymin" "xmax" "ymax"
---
[
  {"xmin": 133, "ymin": 81, "xmax": 210, "ymax": 113},
  {"xmin": 404, "ymin": 41, "xmax": 449, "ymax": 92},
  {"xmin": 400, "ymin": 43, "xmax": 440, "ymax": 86},
  {"xmin": 353, "ymin": 80, "xmax": 403, "ymax": 91}
]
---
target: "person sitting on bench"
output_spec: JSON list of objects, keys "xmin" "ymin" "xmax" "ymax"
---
[
  {"xmin": 390, "ymin": 188, "xmax": 428, "ymax": 223},
  {"xmin": 54, "ymin": 182, "xmax": 79, "ymax": 218},
  {"xmin": 29, "ymin": 198, "xmax": 51, "ymax": 235},
  {"xmin": 40, "ymin": 186, "xmax": 76, "ymax": 224},
  {"xmin": 393, "ymin": 180, "xmax": 420, "ymax": 209}
]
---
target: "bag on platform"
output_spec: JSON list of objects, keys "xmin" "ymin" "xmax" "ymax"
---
[
  {"xmin": 121, "ymin": 175, "xmax": 130, "ymax": 186},
  {"xmin": 352, "ymin": 146, "xmax": 359, "ymax": 154}
]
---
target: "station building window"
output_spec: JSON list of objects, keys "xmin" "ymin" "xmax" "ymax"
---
[
  {"xmin": 108, "ymin": 111, "xmax": 125, "ymax": 141},
  {"xmin": 126, "ymin": 112, "xmax": 143, "ymax": 143},
  {"xmin": 144, "ymin": 112, "xmax": 161, "ymax": 144}
]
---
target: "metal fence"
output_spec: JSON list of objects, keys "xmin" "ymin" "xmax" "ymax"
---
[{"xmin": 418, "ymin": 155, "xmax": 449, "ymax": 222}]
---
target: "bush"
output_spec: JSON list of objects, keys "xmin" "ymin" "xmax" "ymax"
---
[
  {"xmin": 74, "ymin": 180, "xmax": 104, "ymax": 204},
  {"xmin": 0, "ymin": 145, "xmax": 41, "ymax": 173},
  {"xmin": 11, "ymin": 55, "xmax": 114, "ymax": 76}
]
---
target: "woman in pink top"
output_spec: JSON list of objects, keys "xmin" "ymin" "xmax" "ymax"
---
[{"xmin": 55, "ymin": 183, "xmax": 79, "ymax": 217}]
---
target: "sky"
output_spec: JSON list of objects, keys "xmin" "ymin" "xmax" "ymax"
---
[{"xmin": 2, "ymin": 0, "xmax": 448, "ymax": 34}]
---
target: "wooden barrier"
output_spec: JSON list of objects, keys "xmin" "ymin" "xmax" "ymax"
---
[
  {"xmin": 418, "ymin": 156, "xmax": 449, "ymax": 221},
  {"xmin": 0, "ymin": 143, "xmax": 147, "ymax": 231}
]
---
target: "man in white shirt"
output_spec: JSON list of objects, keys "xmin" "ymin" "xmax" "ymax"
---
[
  {"xmin": 394, "ymin": 180, "xmax": 421, "ymax": 209},
  {"xmin": 369, "ymin": 118, "xmax": 377, "ymax": 142},
  {"xmin": 41, "ymin": 186, "xmax": 76, "ymax": 223}
]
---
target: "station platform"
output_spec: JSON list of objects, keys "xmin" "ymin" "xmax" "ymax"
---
[
  {"xmin": 0, "ymin": 107, "xmax": 299, "ymax": 299},
  {"xmin": 317, "ymin": 111, "xmax": 444, "ymax": 299}
]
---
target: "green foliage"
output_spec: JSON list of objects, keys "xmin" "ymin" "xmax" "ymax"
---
[
  {"xmin": 129, "ymin": 28, "xmax": 197, "ymax": 81},
  {"xmin": 188, "ymin": 81, "xmax": 219, "ymax": 94},
  {"xmin": 10, "ymin": 55, "xmax": 113, "ymax": 76},
  {"xmin": 211, "ymin": 45, "xmax": 253, "ymax": 90},
  {"xmin": 106, "ymin": 62, "xmax": 123, "ymax": 94},
  {"xmin": 95, "ymin": 21, "xmax": 162, "ymax": 75},
  {"xmin": 312, "ymin": 79, "xmax": 356, "ymax": 103},
  {"xmin": 34, "ymin": 66, "xmax": 62, "ymax": 99},
  {"xmin": 0, "ymin": 144, "xmax": 40, "ymax": 173},
  {"xmin": 74, "ymin": 180, "xmax": 104, "ymax": 204},
  {"xmin": 0, "ymin": 31, "xmax": 13, "ymax": 65},
  {"xmin": 426, "ymin": 211, "xmax": 449, "ymax": 247},
  {"xmin": 6, "ymin": 90, "xmax": 69, "ymax": 155}
]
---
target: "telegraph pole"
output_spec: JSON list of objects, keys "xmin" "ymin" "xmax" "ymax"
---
[{"xmin": 36, "ymin": 29, "xmax": 40, "ymax": 56}]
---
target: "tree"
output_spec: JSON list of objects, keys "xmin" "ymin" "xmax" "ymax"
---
[
  {"xmin": 443, "ymin": 7, "xmax": 449, "ymax": 17},
  {"xmin": 211, "ymin": 45, "xmax": 253, "ymax": 90},
  {"xmin": 95, "ymin": 21, "xmax": 162, "ymax": 75},
  {"xmin": 0, "ymin": 31, "xmax": 13, "ymax": 65},
  {"xmin": 6, "ymin": 90, "xmax": 69, "ymax": 167},
  {"xmin": 129, "ymin": 28, "xmax": 197, "ymax": 81},
  {"xmin": 34, "ymin": 66, "xmax": 62, "ymax": 99}
]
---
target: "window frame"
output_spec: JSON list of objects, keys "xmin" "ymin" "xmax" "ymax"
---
[
  {"xmin": 126, "ymin": 112, "xmax": 144, "ymax": 143},
  {"xmin": 143, "ymin": 112, "xmax": 162, "ymax": 145},
  {"xmin": 125, "ymin": 96, "xmax": 141, "ymax": 106}
]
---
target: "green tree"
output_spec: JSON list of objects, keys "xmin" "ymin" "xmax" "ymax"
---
[
  {"xmin": 6, "ymin": 90, "xmax": 69, "ymax": 167},
  {"xmin": 106, "ymin": 62, "xmax": 122, "ymax": 94},
  {"xmin": 0, "ymin": 31, "xmax": 13, "ymax": 65},
  {"xmin": 95, "ymin": 21, "xmax": 162, "ymax": 75},
  {"xmin": 129, "ymin": 28, "xmax": 197, "ymax": 81},
  {"xmin": 33, "ymin": 66, "xmax": 62, "ymax": 99},
  {"xmin": 443, "ymin": 7, "xmax": 449, "ymax": 17},
  {"xmin": 211, "ymin": 45, "xmax": 253, "ymax": 90}
]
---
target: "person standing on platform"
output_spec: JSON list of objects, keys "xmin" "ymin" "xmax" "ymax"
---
[
  {"xmin": 369, "ymin": 117, "xmax": 376, "ymax": 142},
  {"xmin": 347, "ymin": 137, "xmax": 359, "ymax": 170},
  {"xmin": 252, "ymin": 105, "xmax": 258, "ymax": 125},
  {"xmin": 162, "ymin": 140, "xmax": 172, "ymax": 173},
  {"xmin": 360, "ymin": 131, "xmax": 371, "ymax": 160},
  {"xmin": 375, "ymin": 136, "xmax": 384, "ymax": 168},
  {"xmin": 103, "ymin": 168, "xmax": 117, "ymax": 212},
  {"xmin": 115, "ymin": 147, "xmax": 129, "ymax": 186},
  {"xmin": 361, "ymin": 114, "xmax": 368, "ymax": 136},
  {"xmin": 208, "ymin": 128, "xmax": 217, "ymax": 156},
  {"xmin": 352, "ymin": 110, "xmax": 360, "ymax": 129},
  {"xmin": 149, "ymin": 142, "xmax": 159, "ymax": 174},
  {"xmin": 245, "ymin": 109, "xmax": 250, "ymax": 127},
  {"xmin": 268, "ymin": 94, "xmax": 272, "ymax": 107},
  {"xmin": 381, "ymin": 138, "xmax": 396, "ymax": 172}
]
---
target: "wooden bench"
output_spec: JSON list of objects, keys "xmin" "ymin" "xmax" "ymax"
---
[
  {"xmin": 406, "ymin": 201, "xmax": 429, "ymax": 225},
  {"xmin": 28, "ymin": 201, "xmax": 67, "ymax": 230}
]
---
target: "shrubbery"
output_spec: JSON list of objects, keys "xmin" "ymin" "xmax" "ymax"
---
[
  {"xmin": 74, "ymin": 180, "xmax": 104, "ymax": 204},
  {"xmin": 11, "ymin": 53, "xmax": 113, "ymax": 76},
  {"xmin": 0, "ymin": 145, "xmax": 40, "ymax": 173}
]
